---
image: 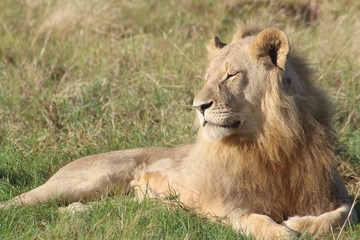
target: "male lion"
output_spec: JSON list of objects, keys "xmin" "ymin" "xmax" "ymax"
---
[{"xmin": 1, "ymin": 26, "xmax": 358, "ymax": 239}]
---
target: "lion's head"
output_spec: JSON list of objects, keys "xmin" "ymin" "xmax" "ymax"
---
[{"xmin": 193, "ymin": 26, "xmax": 326, "ymax": 143}]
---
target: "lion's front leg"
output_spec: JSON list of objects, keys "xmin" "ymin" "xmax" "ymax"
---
[
  {"xmin": 130, "ymin": 170, "xmax": 177, "ymax": 202},
  {"xmin": 283, "ymin": 204, "xmax": 358, "ymax": 235},
  {"xmin": 130, "ymin": 172, "xmax": 163, "ymax": 202},
  {"xmin": 130, "ymin": 168, "xmax": 197, "ymax": 209},
  {"xmin": 226, "ymin": 209, "xmax": 298, "ymax": 240}
]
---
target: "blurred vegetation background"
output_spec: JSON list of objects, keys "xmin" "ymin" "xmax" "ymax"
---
[{"xmin": 0, "ymin": 0, "xmax": 359, "ymax": 239}]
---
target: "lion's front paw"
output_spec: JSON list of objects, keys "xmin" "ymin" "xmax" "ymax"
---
[
  {"xmin": 130, "ymin": 179, "xmax": 159, "ymax": 202},
  {"xmin": 59, "ymin": 202, "xmax": 91, "ymax": 214},
  {"xmin": 274, "ymin": 225, "xmax": 300, "ymax": 240},
  {"xmin": 283, "ymin": 215, "xmax": 319, "ymax": 233}
]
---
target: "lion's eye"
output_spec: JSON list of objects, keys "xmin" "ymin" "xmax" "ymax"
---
[{"xmin": 225, "ymin": 72, "xmax": 238, "ymax": 80}]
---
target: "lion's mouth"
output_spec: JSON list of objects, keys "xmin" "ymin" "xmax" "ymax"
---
[{"xmin": 203, "ymin": 120, "xmax": 241, "ymax": 129}]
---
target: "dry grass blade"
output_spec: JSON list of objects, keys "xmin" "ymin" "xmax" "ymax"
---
[{"xmin": 336, "ymin": 190, "xmax": 359, "ymax": 240}]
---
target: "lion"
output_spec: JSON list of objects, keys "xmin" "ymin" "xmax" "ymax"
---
[{"xmin": 0, "ymin": 26, "xmax": 358, "ymax": 239}]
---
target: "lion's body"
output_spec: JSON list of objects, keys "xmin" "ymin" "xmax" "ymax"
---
[{"xmin": 1, "ymin": 26, "xmax": 358, "ymax": 239}]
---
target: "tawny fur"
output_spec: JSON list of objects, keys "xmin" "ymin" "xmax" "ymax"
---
[{"xmin": 1, "ymin": 26, "xmax": 358, "ymax": 240}]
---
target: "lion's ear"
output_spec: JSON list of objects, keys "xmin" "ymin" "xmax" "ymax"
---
[
  {"xmin": 251, "ymin": 27, "xmax": 289, "ymax": 70},
  {"xmin": 206, "ymin": 36, "xmax": 226, "ymax": 61}
]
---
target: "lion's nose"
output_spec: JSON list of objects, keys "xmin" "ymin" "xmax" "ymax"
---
[{"xmin": 193, "ymin": 101, "xmax": 213, "ymax": 115}]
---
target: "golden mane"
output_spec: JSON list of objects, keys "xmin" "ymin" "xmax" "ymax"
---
[{"xmin": 193, "ymin": 38, "xmax": 341, "ymax": 221}]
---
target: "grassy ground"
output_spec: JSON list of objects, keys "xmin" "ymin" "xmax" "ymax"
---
[{"xmin": 0, "ymin": 0, "xmax": 359, "ymax": 239}]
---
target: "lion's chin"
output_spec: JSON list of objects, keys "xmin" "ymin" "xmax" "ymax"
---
[{"xmin": 201, "ymin": 123, "xmax": 240, "ymax": 140}]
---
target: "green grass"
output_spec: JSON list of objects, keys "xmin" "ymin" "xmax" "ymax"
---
[
  {"xmin": 0, "ymin": 0, "xmax": 359, "ymax": 239},
  {"xmin": 0, "ymin": 196, "xmax": 243, "ymax": 240}
]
